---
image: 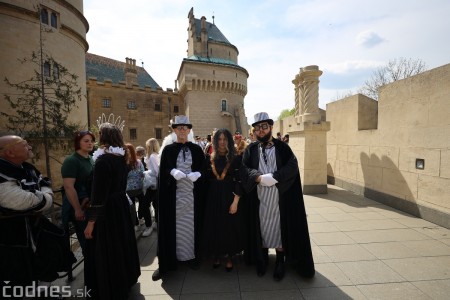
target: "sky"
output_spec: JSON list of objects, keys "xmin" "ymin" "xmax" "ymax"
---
[{"xmin": 84, "ymin": 0, "xmax": 450, "ymax": 124}]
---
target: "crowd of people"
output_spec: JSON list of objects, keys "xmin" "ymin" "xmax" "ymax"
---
[{"xmin": 0, "ymin": 112, "xmax": 314, "ymax": 299}]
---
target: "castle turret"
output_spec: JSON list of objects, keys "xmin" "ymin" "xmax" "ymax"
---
[{"xmin": 178, "ymin": 8, "xmax": 249, "ymax": 137}]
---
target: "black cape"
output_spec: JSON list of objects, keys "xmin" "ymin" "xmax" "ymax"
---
[
  {"xmin": 85, "ymin": 154, "xmax": 140, "ymax": 299},
  {"xmin": 241, "ymin": 138, "xmax": 315, "ymax": 278},
  {"xmin": 157, "ymin": 142, "xmax": 205, "ymax": 273}
]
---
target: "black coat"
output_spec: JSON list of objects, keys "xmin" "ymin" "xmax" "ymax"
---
[
  {"xmin": 241, "ymin": 138, "xmax": 315, "ymax": 278},
  {"xmin": 157, "ymin": 142, "xmax": 205, "ymax": 273}
]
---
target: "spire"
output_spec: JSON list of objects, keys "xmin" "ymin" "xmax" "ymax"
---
[{"xmin": 212, "ymin": 11, "xmax": 215, "ymax": 24}]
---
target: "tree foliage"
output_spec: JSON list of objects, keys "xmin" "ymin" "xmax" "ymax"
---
[
  {"xmin": 359, "ymin": 57, "xmax": 427, "ymax": 100},
  {"xmin": 2, "ymin": 51, "xmax": 82, "ymax": 147},
  {"xmin": 278, "ymin": 108, "xmax": 295, "ymax": 120}
]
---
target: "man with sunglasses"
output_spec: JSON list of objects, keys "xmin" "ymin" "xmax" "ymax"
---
[
  {"xmin": 152, "ymin": 115, "xmax": 205, "ymax": 281},
  {"xmin": 241, "ymin": 112, "xmax": 315, "ymax": 281}
]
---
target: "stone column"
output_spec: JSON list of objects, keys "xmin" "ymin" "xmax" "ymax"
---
[{"xmin": 290, "ymin": 65, "xmax": 330, "ymax": 194}]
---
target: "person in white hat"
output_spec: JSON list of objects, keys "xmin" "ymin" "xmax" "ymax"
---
[
  {"xmin": 152, "ymin": 115, "xmax": 205, "ymax": 281},
  {"xmin": 241, "ymin": 112, "xmax": 315, "ymax": 281}
]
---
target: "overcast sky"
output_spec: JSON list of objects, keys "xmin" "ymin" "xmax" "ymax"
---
[{"xmin": 84, "ymin": 0, "xmax": 450, "ymax": 124}]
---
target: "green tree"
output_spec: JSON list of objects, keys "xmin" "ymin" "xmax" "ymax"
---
[
  {"xmin": 359, "ymin": 57, "xmax": 427, "ymax": 100},
  {"xmin": 2, "ymin": 52, "xmax": 83, "ymax": 175},
  {"xmin": 278, "ymin": 108, "xmax": 295, "ymax": 120}
]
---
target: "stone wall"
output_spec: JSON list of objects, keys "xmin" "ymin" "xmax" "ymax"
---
[{"xmin": 326, "ymin": 63, "xmax": 450, "ymax": 228}]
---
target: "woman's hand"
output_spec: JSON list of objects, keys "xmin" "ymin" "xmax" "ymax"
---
[
  {"xmin": 84, "ymin": 220, "xmax": 96, "ymax": 239},
  {"xmin": 229, "ymin": 197, "xmax": 239, "ymax": 214},
  {"xmin": 75, "ymin": 208, "xmax": 85, "ymax": 221}
]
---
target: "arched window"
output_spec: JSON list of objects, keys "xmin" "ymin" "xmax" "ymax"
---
[
  {"xmin": 51, "ymin": 12, "xmax": 57, "ymax": 28},
  {"xmin": 43, "ymin": 61, "xmax": 50, "ymax": 77},
  {"xmin": 53, "ymin": 63, "xmax": 59, "ymax": 80},
  {"xmin": 221, "ymin": 99, "xmax": 227, "ymax": 112},
  {"xmin": 40, "ymin": 8, "xmax": 48, "ymax": 25}
]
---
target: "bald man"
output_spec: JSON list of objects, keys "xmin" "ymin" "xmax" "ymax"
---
[{"xmin": 0, "ymin": 135, "xmax": 67, "ymax": 291}]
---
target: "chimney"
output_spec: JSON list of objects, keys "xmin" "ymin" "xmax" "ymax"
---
[{"xmin": 124, "ymin": 57, "xmax": 138, "ymax": 87}]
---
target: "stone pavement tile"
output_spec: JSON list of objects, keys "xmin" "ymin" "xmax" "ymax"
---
[
  {"xmin": 181, "ymin": 292, "xmax": 241, "ymax": 299},
  {"xmin": 392, "ymin": 216, "xmax": 438, "ymax": 228},
  {"xmin": 356, "ymin": 282, "xmax": 431, "ymax": 300},
  {"xmin": 413, "ymin": 226, "xmax": 450, "ymax": 240},
  {"xmin": 129, "ymin": 269, "xmax": 184, "ymax": 298},
  {"xmin": 383, "ymin": 256, "xmax": 450, "ymax": 281},
  {"xmin": 412, "ymin": 279, "xmax": 450, "ymax": 300},
  {"xmin": 367, "ymin": 205, "xmax": 414, "ymax": 218},
  {"xmin": 332, "ymin": 219, "xmax": 406, "ymax": 232},
  {"xmin": 401, "ymin": 239, "xmax": 450, "ymax": 256},
  {"xmin": 299, "ymin": 286, "xmax": 367, "ymax": 300},
  {"xmin": 442, "ymin": 239, "xmax": 450, "ymax": 246},
  {"xmin": 311, "ymin": 232, "xmax": 355, "ymax": 246},
  {"xmin": 181, "ymin": 267, "xmax": 240, "ymax": 294},
  {"xmin": 320, "ymin": 244, "xmax": 377, "ymax": 262},
  {"xmin": 311, "ymin": 245, "xmax": 333, "ymax": 263},
  {"xmin": 313, "ymin": 206, "xmax": 347, "ymax": 215},
  {"xmin": 306, "ymin": 213, "xmax": 327, "ymax": 223},
  {"xmin": 320, "ymin": 213, "xmax": 359, "ymax": 222},
  {"xmin": 241, "ymin": 289, "xmax": 303, "ymax": 300},
  {"xmin": 335, "ymin": 260, "xmax": 405, "ymax": 285},
  {"xmin": 349, "ymin": 211, "xmax": 387, "ymax": 220},
  {"xmin": 361, "ymin": 241, "xmax": 421, "ymax": 259},
  {"xmin": 332, "ymin": 203, "xmax": 368, "ymax": 213},
  {"xmin": 345, "ymin": 228, "xmax": 430, "ymax": 243},
  {"xmin": 237, "ymin": 263, "xmax": 298, "ymax": 292},
  {"xmin": 139, "ymin": 244, "xmax": 158, "ymax": 271},
  {"xmin": 308, "ymin": 222, "xmax": 341, "ymax": 233},
  {"xmin": 294, "ymin": 263, "xmax": 352, "ymax": 288}
]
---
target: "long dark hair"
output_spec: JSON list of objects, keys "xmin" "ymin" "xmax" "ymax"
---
[
  {"xmin": 211, "ymin": 128, "xmax": 235, "ymax": 161},
  {"xmin": 98, "ymin": 123, "xmax": 128, "ymax": 161}
]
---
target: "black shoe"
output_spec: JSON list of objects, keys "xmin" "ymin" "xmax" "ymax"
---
[
  {"xmin": 273, "ymin": 251, "xmax": 285, "ymax": 281},
  {"xmin": 188, "ymin": 259, "xmax": 200, "ymax": 270},
  {"xmin": 152, "ymin": 269, "xmax": 162, "ymax": 281},
  {"xmin": 256, "ymin": 260, "xmax": 266, "ymax": 277}
]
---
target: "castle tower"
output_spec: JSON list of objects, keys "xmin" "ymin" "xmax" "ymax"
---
[{"xmin": 177, "ymin": 7, "xmax": 249, "ymax": 137}]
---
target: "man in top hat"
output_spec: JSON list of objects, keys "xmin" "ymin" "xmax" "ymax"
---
[
  {"xmin": 241, "ymin": 112, "xmax": 315, "ymax": 281},
  {"xmin": 152, "ymin": 115, "xmax": 205, "ymax": 281}
]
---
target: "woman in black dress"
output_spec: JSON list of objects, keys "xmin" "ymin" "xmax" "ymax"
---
[
  {"xmin": 84, "ymin": 122, "xmax": 140, "ymax": 299},
  {"xmin": 202, "ymin": 128, "xmax": 245, "ymax": 271}
]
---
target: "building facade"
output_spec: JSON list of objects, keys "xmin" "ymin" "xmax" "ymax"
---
[
  {"xmin": 86, "ymin": 53, "xmax": 182, "ymax": 147},
  {"xmin": 177, "ymin": 8, "xmax": 250, "ymax": 137}
]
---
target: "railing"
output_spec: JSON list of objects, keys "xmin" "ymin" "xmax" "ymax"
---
[{"xmin": 49, "ymin": 188, "xmax": 84, "ymax": 282}]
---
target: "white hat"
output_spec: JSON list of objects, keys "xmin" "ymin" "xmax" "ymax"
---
[
  {"xmin": 171, "ymin": 115, "xmax": 192, "ymax": 129},
  {"xmin": 252, "ymin": 112, "xmax": 274, "ymax": 127}
]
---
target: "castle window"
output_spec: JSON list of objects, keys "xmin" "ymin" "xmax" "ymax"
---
[
  {"xmin": 221, "ymin": 99, "xmax": 227, "ymax": 112},
  {"xmin": 155, "ymin": 128, "xmax": 162, "ymax": 139},
  {"xmin": 102, "ymin": 99, "xmax": 111, "ymax": 108},
  {"xmin": 43, "ymin": 61, "xmax": 50, "ymax": 77},
  {"xmin": 155, "ymin": 103, "xmax": 161, "ymax": 111},
  {"xmin": 40, "ymin": 8, "xmax": 48, "ymax": 25},
  {"xmin": 127, "ymin": 101, "xmax": 137, "ymax": 109},
  {"xmin": 51, "ymin": 12, "xmax": 58, "ymax": 28},
  {"xmin": 129, "ymin": 128, "xmax": 137, "ymax": 140},
  {"xmin": 173, "ymin": 105, "xmax": 179, "ymax": 113},
  {"xmin": 53, "ymin": 64, "xmax": 59, "ymax": 80}
]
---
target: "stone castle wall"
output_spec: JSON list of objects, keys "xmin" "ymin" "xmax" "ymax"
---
[{"xmin": 326, "ymin": 63, "xmax": 450, "ymax": 228}]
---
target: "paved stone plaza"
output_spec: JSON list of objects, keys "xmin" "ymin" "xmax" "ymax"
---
[{"xmin": 61, "ymin": 185, "xmax": 450, "ymax": 299}]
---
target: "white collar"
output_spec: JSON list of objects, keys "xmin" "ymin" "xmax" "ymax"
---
[{"xmin": 92, "ymin": 146, "xmax": 125, "ymax": 162}]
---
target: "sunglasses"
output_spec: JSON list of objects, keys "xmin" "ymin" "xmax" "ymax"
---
[
  {"xmin": 174, "ymin": 125, "xmax": 189, "ymax": 130},
  {"xmin": 253, "ymin": 123, "xmax": 270, "ymax": 132}
]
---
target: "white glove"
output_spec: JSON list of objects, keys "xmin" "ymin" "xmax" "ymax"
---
[
  {"xmin": 187, "ymin": 172, "xmax": 201, "ymax": 182},
  {"xmin": 259, "ymin": 173, "xmax": 278, "ymax": 187},
  {"xmin": 170, "ymin": 169, "xmax": 186, "ymax": 180}
]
